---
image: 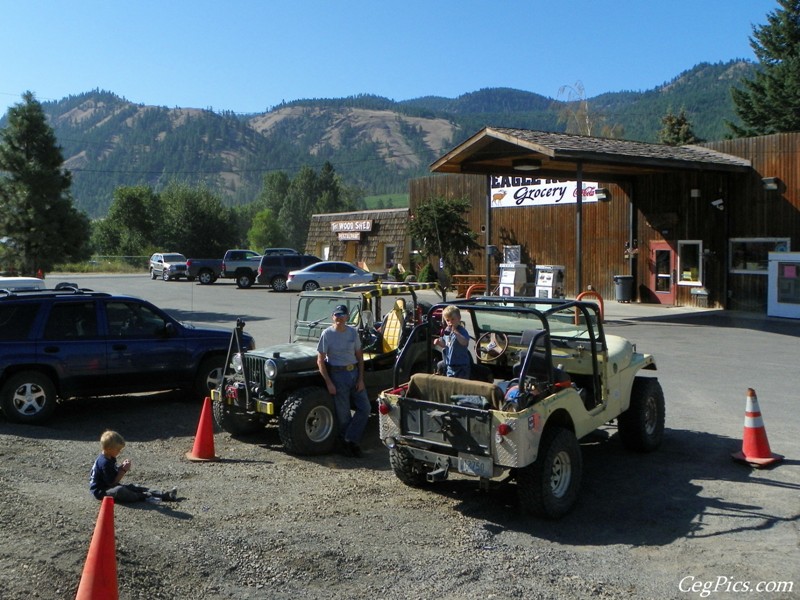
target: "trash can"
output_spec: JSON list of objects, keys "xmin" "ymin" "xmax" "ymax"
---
[{"xmin": 613, "ymin": 275, "xmax": 634, "ymax": 303}]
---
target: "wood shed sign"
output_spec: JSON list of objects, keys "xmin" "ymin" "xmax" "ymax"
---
[
  {"xmin": 331, "ymin": 220, "xmax": 372, "ymax": 232},
  {"xmin": 332, "ymin": 220, "xmax": 372, "ymax": 241}
]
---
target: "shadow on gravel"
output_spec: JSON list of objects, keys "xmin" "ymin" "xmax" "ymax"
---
[
  {"xmin": 604, "ymin": 310, "xmax": 800, "ymax": 339},
  {"xmin": 427, "ymin": 426, "xmax": 800, "ymax": 547},
  {"xmin": 0, "ymin": 391, "xmax": 201, "ymax": 443}
]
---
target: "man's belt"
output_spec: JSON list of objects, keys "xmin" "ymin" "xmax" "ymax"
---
[{"xmin": 328, "ymin": 363, "xmax": 358, "ymax": 372}]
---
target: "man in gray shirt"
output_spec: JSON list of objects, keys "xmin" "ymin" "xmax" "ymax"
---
[{"xmin": 317, "ymin": 304, "xmax": 370, "ymax": 457}]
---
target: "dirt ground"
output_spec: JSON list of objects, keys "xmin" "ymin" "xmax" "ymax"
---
[{"xmin": 1, "ymin": 384, "xmax": 797, "ymax": 599}]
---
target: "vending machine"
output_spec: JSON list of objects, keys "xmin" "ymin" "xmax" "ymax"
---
[
  {"xmin": 534, "ymin": 265, "xmax": 566, "ymax": 298},
  {"xmin": 767, "ymin": 252, "xmax": 800, "ymax": 318}
]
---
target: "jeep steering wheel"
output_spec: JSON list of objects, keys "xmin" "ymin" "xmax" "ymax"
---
[{"xmin": 475, "ymin": 331, "xmax": 509, "ymax": 362}]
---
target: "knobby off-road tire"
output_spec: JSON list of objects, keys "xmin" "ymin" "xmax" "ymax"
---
[
  {"xmin": 0, "ymin": 371, "xmax": 58, "ymax": 424},
  {"xmin": 279, "ymin": 387, "xmax": 338, "ymax": 455},
  {"xmin": 389, "ymin": 447, "xmax": 430, "ymax": 487},
  {"xmin": 198, "ymin": 269, "xmax": 216, "ymax": 285},
  {"xmin": 212, "ymin": 396, "xmax": 261, "ymax": 436},
  {"xmin": 270, "ymin": 275, "xmax": 288, "ymax": 292},
  {"xmin": 617, "ymin": 377, "xmax": 665, "ymax": 452},
  {"xmin": 517, "ymin": 426, "xmax": 582, "ymax": 519}
]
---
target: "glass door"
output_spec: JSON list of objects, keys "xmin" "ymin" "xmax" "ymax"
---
[{"xmin": 650, "ymin": 241, "xmax": 676, "ymax": 305}]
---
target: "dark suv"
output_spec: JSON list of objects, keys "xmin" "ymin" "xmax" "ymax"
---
[
  {"xmin": 0, "ymin": 288, "xmax": 255, "ymax": 424},
  {"xmin": 255, "ymin": 253, "xmax": 320, "ymax": 291}
]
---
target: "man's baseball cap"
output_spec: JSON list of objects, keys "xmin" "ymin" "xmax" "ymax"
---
[{"xmin": 332, "ymin": 304, "xmax": 349, "ymax": 317}]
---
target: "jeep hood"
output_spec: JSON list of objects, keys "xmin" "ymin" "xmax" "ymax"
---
[{"xmin": 248, "ymin": 342, "xmax": 319, "ymax": 371}]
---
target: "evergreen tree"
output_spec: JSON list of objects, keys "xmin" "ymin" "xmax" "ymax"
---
[
  {"xmin": 279, "ymin": 166, "xmax": 318, "ymax": 250},
  {"xmin": 730, "ymin": 0, "xmax": 800, "ymax": 136},
  {"xmin": 0, "ymin": 92, "xmax": 90, "ymax": 273},
  {"xmin": 408, "ymin": 196, "xmax": 481, "ymax": 277},
  {"xmin": 92, "ymin": 186, "xmax": 159, "ymax": 256},
  {"xmin": 248, "ymin": 208, "xmax": 286, "ymax": 250},
  {"xmin": 658, "ymin": 109, "xmax": 701, "ymax": 145}
]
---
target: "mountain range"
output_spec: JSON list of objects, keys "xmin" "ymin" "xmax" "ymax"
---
[{"xmin": 2, "ymin": 59, "xmax": 757, "ymax": 218}]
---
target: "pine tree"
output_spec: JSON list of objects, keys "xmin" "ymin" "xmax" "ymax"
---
[
  {"xmin": 730, "ymin": 0, "xmax": 800, "ymax": 136},
  {"xmin": 658, "ymin": 109, "xmax": 701, "ymax": 145},
  {"xmin": 0, "ymin": 92, "xmax": 90, "ymax": 273}
]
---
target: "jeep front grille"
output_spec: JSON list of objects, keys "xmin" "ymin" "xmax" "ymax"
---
[{"xmin": 243, "ymin": 354, "xmax": 268, "ymax": 389}]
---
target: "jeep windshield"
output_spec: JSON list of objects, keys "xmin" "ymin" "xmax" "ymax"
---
[
  {"xmin": 464, "ymin": 297, "xmax": 603, "ymax": 344},
  {"xmin": 294, "ymin": 294, "xmax": 362, "ymax": 341}
]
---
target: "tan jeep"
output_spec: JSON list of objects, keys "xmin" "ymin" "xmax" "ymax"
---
[{"xmin": 378, "ymin": 297, "xmax": 665, "ymax": 519}]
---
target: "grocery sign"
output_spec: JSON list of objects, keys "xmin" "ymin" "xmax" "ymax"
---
[{"xmin": 489, "ymin": 176, "xmax": 600, "ymax": 208}]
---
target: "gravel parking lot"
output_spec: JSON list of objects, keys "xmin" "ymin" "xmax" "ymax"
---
[{"xmin": 0, "ymin": 275, "xmax": 797, "ymax": 599}]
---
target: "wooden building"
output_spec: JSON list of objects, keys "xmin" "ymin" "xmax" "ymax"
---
[
  {"xmin": 305, "ymin": 208, "xmax": 410, "ymax": 272},
  {"xmin": 408, "ymin": 128, "xmax": 799, "ymax": 312}
]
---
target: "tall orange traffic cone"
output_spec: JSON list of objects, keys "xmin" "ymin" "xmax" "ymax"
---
[
  {"xmin": 76, "ymin": 496, "xmax": 118, "ymax": 600},
  {"xmin": 732, "ymin": 388, "xmax": 783, "ymax": 468},
  {"xmin": 186, "ymin": 396, "xmax": 219, "ymax": 461}
]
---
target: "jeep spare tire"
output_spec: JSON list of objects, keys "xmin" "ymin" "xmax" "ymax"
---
[{"xmin": 279, "ymin": 387, "xmax": 338, "ymax": 455}]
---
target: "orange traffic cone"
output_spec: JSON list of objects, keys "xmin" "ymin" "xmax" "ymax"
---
[
  {"xmin": 186, "ymin": 396, "xmax": 219, "ymax": 461},
  {"xmin": 732, "ymin": 388, "xmax": 783, "ymax": 468},
  {"xmin": 76, "ymin": 496, "xmax": 118, "ymax": 600}
]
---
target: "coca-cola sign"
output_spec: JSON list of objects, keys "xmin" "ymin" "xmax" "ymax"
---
[{"xmin": 490, "ymin": 176, "xmax": 600, "ymax": 207}]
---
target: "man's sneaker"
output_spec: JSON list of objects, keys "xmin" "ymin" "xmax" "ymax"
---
[
  {"xmin": 165, "ymin": 487, "xmax": 178, "ymax": 501},
  {"xmin": 145, "ymin": 496, "xmax": 162, "ymax": 504}
]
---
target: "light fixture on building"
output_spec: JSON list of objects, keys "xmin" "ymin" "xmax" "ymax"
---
[
  {"xmin": 690, "ymin": 188, "xmax": 701, "ymax": 198},
  {"xmin": 596, "ymin": 187, "xmax": 611, "ymax": 202},
  {"xmin": 512, "ymin": 158, "xmax": 541, "ymax": 171},
  {"xmin": 762, "ymin": 177, "xmax": 780, "ymax": 191}
]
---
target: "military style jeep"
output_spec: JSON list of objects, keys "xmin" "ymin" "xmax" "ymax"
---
[
  {"xmin": 211, "ymin": 282, "xmax": 443, "ymax": 455},
  {"xmin": 378, "ymin": 297, "xmax": 665, "ymax": 519}
]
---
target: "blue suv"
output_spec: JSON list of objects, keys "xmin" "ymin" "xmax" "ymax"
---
[{"xmin": 0, "ymin": 287, "xmax": 254, "ymax": 424}]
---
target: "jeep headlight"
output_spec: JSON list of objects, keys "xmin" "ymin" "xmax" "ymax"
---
[
  {"xmin": 265, "ymin": 359, "xmax": 278, "ymax": 379},
  {"xmin": 232, "ymin": 353, "xmax": 244, "ymax": 374}
]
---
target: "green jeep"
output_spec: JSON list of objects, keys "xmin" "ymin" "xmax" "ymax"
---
[
  {"xmin": 211, "ymin": 282, "xmax": 444, "ymax": 455},
  {"xmin": 378, "ymin": 296, "xmax": 665, "ymax": 519}
]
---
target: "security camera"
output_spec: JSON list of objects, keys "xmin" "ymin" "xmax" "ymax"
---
[{"xmin": 711, "ymin": 199, "xmax": 724, "ymax": 210}]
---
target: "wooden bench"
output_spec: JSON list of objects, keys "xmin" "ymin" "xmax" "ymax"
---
[{"xmin": 451, "ymin": 275, "xmax": 500, "ymax": 298}]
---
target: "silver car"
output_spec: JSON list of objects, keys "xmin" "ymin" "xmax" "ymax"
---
[{"xmin": 286, "ymin": 261, "xmax": 383, "ymax": 291}]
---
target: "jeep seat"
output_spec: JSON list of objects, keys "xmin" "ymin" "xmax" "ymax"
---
[
  {"xmin": 380, "ymin": 299, "xmax": 405, "ymax": 353},
  {"xmin": 406, "ymin": 373, "xmax": 504, "ymax": 409}
]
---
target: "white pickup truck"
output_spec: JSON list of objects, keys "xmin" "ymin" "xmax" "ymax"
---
[{"xmin": 378, "ymin": 297, "xmax": 665, "ymax": 519}]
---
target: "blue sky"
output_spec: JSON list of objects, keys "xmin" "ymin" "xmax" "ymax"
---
[{"xmin": 0, "ymin": 0, "xmax": 775, "ymax": 117}]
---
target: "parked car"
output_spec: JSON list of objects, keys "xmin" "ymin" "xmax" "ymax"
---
[
  {"xmin": 185, "ymin": 258, "xmax": 223, "ymax": 285},
  {"xmin": 0, "ymin": 277, "xmax": 47, "ymax": 292},
  {"xmin": 149, "ymin": 252, "xmax": 191, "ymax": 281},
  {"xmin": 255, "ymin": 253, "xmax": 321, "ymax": 291},
  {"xmin": 0, "ymin": 287, "xmax": 255, "ymax": 424},
  {"xmin": 262, "ymin": 248, "xmax": 299, "ymax": 256},
  {"xmin": 220, "ymin": 249, "xmax": 262, "ymax": 288},
  {"xmin": 378, "ymin": 297, "xmax": 665, "ymax": 519},
  {"xmin": 286, "ymin": 261, "xmax": 385, "ymax": 291}
]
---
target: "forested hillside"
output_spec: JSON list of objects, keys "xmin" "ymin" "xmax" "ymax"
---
[{"xmin": 1, "ymin": 60, "xmax": 756, "ymax": 218}]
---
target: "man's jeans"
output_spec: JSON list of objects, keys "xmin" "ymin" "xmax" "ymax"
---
[{"xmin": 330, "ymin": 368, "xmax": 370, "ymax": 444}]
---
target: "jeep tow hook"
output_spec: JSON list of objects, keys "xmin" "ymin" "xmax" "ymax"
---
[{"xmin": 426, "ymin": 458, "xmax": 450, "ymax": 483}]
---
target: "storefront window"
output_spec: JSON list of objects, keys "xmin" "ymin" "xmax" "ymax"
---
[
  {"xmin": 678, "ymin": 240, "xmax": 702, "ymax": 286},
  {"xmin": 730, "ymin": 238, "xmax": 790, "ymax": 274}
]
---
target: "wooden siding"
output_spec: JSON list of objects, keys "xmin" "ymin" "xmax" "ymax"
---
[
  {"xmin": 305, "ymin": 208, "xmax": 409, "ymax": 271},
  {"xmin": 410, "ymin": 132, "xmax": 799, "ymax": 311}
]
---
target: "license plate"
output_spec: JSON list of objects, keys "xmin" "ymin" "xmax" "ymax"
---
[{"xmin": 457, "ymin": 453, "xmax": 493, "ymax": 478}]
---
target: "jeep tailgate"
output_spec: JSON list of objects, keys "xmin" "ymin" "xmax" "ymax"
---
[{"xmin": 398, "ymin": 397, "xmax": 492, "ymax": 455}]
